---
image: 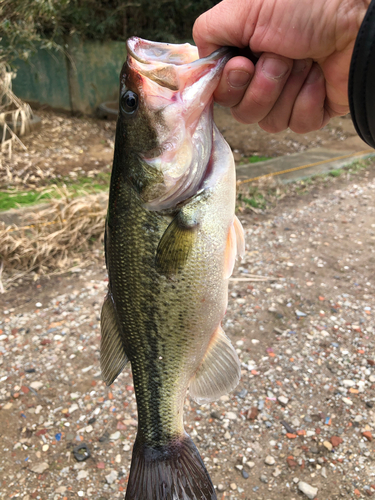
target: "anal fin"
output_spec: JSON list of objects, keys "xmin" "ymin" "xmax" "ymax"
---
[
  {"xmin": 100, "ymin": 293, "xmax": 129, "ymax": 386},
  {"xmin": 189, "ymin": 325, "xmax": 240, "ymax": 405}
]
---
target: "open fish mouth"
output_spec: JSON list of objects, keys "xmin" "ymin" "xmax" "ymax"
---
[{"xmin": 125, "ymin": 37, "xmax": 232, "ymax": 211}]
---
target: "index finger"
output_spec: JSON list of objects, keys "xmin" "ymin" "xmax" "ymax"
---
[{"xmin": 193, "ymin": 0, "xmax": 257, "ymax": 57}]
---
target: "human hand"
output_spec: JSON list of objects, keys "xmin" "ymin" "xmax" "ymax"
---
[{"xmin": 193, "ymin": 0, "xmax": 370, "ymax": 133}]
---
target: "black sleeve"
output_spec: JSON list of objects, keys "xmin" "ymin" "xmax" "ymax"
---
[{"xmin": 349, "ymin": 0, "xmax": 375, "ymax": 149}]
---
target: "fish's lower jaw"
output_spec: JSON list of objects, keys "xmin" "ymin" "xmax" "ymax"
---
[
  {"xmin": 125, "ymin": 433, "xmax": 216, "ymax": 500},
  {"xmin": 143, "ymin": 106, "xmax": 214, "ymax": 211}
]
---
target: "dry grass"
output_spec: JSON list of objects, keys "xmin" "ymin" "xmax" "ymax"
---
[
  {"xmin": 0, "ymin": 188, "xmax": 107, "ymax": 291},
  {"xmin": 0, "ymin": 63, "xmax": 32, "ymax": 159}
]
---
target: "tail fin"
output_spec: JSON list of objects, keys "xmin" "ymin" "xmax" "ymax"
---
[{"xmin": 125, "ymin": 433, "xmax": 216, "ymax": 500}]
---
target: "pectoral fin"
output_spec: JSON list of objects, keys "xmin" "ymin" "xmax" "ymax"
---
[
  {"xmin": 100, "ymin": 294, "xmax": 129, "ymax": 386},
  {"xmin": 155, "ymin": 212, "xmax": 198, "ymax": 276},
  {"xmin": 224, "ymin": 215, "xmax": 245, "ymax": 279},
  {"xmin": 189, "ymin": 325, "xmax": 241, "ymax": 404}
]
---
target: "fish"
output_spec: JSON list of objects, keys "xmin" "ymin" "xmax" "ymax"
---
[{"xmin": 100, "ymin": 37, "xmax": 245, "ymax": 500}]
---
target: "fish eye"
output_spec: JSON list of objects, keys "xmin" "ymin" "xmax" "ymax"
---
[{"xmin": 120, "ymin": 90, "xmax": 138, "ymax": 115}]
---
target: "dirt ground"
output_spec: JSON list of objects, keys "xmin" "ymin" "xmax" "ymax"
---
[
  {"xmin": 0, "ymin": 108, "xmax": 374, "ymax": 500},
  {"xmin": 0, "ymin": 107, "xmax": 359, "ymax": 190},
  {"xmin": 1, "ymin": 154, "xmax": 375, "ymax": 499}
]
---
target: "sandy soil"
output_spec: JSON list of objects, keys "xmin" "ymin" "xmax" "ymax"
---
[{"xmin": 0, "ymin": 161, "xmax": 374, "ymax": 499}]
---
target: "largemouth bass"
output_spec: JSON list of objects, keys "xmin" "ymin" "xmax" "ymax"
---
[{"xmin": 101, "ymin": 37, "xmax": 245, "ymax": 500}]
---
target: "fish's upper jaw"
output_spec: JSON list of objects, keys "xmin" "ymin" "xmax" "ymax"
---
[{"xmin": 127, "ymin": 37, "xmax": 199, "ymax": 66}]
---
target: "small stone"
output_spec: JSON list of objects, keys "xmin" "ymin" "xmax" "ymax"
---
[
  {"xmin": 342, "ymin": 397, "xmax": 353, "ymax": 406},
  {"xmin": 298, "ymin": 481, "xmax": 318, "ymax": 499},
  {"xmin": 115, "ymin": 454, "xmax": 121, "ymax": 463},
  {"xmin": 295, "ymin": 310, "xmax": 307, "ymax": 317},
  {"xmin": 321, "ymin": 467, "xmax": 327, "ymax": 479},
  {"xmin": 247, "ymin": 407, "xmax": 258, "ymax": 420},
  {"xmin": 363, "ymin": 431, "xmax": 373, "ymax": 442},
  {"xmin": 273, "ymin": 467, "xmax": 281, "ymax": 478},
  {"xmin": 278, "ymin": 396, "xmax": 289, "ymax": 407},
  {"xmin": 242, "ymin": 469, "xmax": 249, "ymax": 479},
  {"xmin": 264, "ymin": 456, "xmax": 275, "ymax": 466},
  {"xmin": 42, "ymin": 444, "xmax": 49, "ymax": 452},
  {"xmin": 245, "ymin": 461, "xmax": 255, "ymax": 469},
  {"xmin": 230, "ymin": 483, "xmax": 237, "ymax": 491},
  {"xmin": 123, "ymin": 444, "xmax": 131, "ymax": 452},
  {"xmin": 217, "ymin": 484, "xmax": 226, "ymax": 492},
  {"xmin": 369, "ymin": 375, "xmax": 375, "ymax": 383},
  {"xmin": 30, "ymin": 462, "xmax": 49, "ymax": 474},
  {"xmin": 237, "ymin": 388, "xmax": 248, "ymax": 399},
  {"xmin": 342, "ymin": 380, "xmax": 355, "ymax": 387},
  {"xmin": 330, "ymin": 436, "xmax": 343, "ymax": 447},
  {"xmin": 105, "ymin": 470, "xmax": 118, "ymax": 484},
  {"xmin": 210, "ymin": 411, "xmax": 221, "ymax": 420},
  {"xmin": 109, "ymin": 431, "xmax": 121, "ymax": 440},
  {"xmin": 323, "ymin": 441, "xmax": 333, "ymax": 451},
  {"xmin": 225, "ymin": 411, "xmax": 237, "ymax": 420},
  {"xmin": 29, "ymin": 381, "xmax": 43, "ymax": 391},
  {"xmin": 260, "ymin": 474, "xmax": 268, "ymax": 483},
  {"xmin": 77, "ymin": 470, "xmax": 88, "ymax": 480},
  {"xmin": 224, "ymin": 431, "xmax": 231, "ymax": 440}
]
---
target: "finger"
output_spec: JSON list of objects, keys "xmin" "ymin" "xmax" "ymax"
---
[
  {"xmin": 213, "ymin": 56, "xmax": 255, "ymax": 108},
  {"xmin": 231, "ymin": 54, "xmax": 294, "ymax": 124},
  {"xmin": 193, "ymin": 0, "xmax": 256, "ymax": 57},
  {"xmin": 259, "ymin": 58, "xmax": 313, "ymax": 133},
  {"xmin": 289, "ymin": 63, "xmax": 330, "ymax": 133}
]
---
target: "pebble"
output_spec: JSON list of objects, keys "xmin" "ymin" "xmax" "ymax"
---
[
  {"xmin": 264, "ymin": 456, "xmax": 275, "ymax": 466},
  {"xmin": 217, "ymin": 484, "xmax": 226, "ymax": 492},
  {"xmin": 230, "ymin": 483, "xmax": 237, "ymax": 491},
  {"xmin": 225, "ymin": 411, "xmax": 237, "ymax": 420},
  {"xmin": 30, "ymin": 463, "xmax": 49, "ymax": 474},
  {"xmin": 109, "ymin": 431, "xmax": 121, "ymax": 440},
  {"xmin": 105, "ymin": 470, "xmax": 118, "ymax": 484},
  {"xmin": 342, "ymin": 397, "xmax": 353, "ymax": 406},
  {"xmin": 29, "ymin": 381, "xmax": 43, "ymax": 391},
  {"xmin": 298, "ymin": 481, "xmax": 318, "ymax": 499},
  {"xmin": 323, "ymin": 441, "xmax": 333, "ymax": 451},
  {"xmin": 245, "ymin": 461, "xmax": 255, "ymax": 469},
  {"xmin": 77, "ymin": 470, "xmax": 89, "ymax": 480},
  {"xmin": 278, "ymin": 396, "xmax": 289, "ymax": 406}
]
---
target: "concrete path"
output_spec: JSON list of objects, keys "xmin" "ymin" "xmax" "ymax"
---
[{"xmin": 236, "ymin": 146, "xmax": 375, "ymax": 184}]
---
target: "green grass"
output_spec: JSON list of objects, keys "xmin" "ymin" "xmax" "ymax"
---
[
  {"xmin": 239, "ymin": 155, "xmax": 270, "ymax": 165},
  {"xmin": 238, "ymin": 190, "xmax": 266, "ymax": 209},
  {"xmin": 247, "ymin": 155, "xmax": 270, "ymax": 163},
  {"xmin": 0, "ymin": 190, "xmax": 55, "ymax": 211},
  {"xmin": 0, "ymin": 171, "xmax": 111, "ymax": 212},
  {"xmin": 328, "ymin": 169, "xmax": 342, "ymax": 177}
]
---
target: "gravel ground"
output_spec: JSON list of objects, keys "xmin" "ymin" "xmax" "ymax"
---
[{"xmin": 1, "ymin": 169, "xmax": 375, "ymax": 500}]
